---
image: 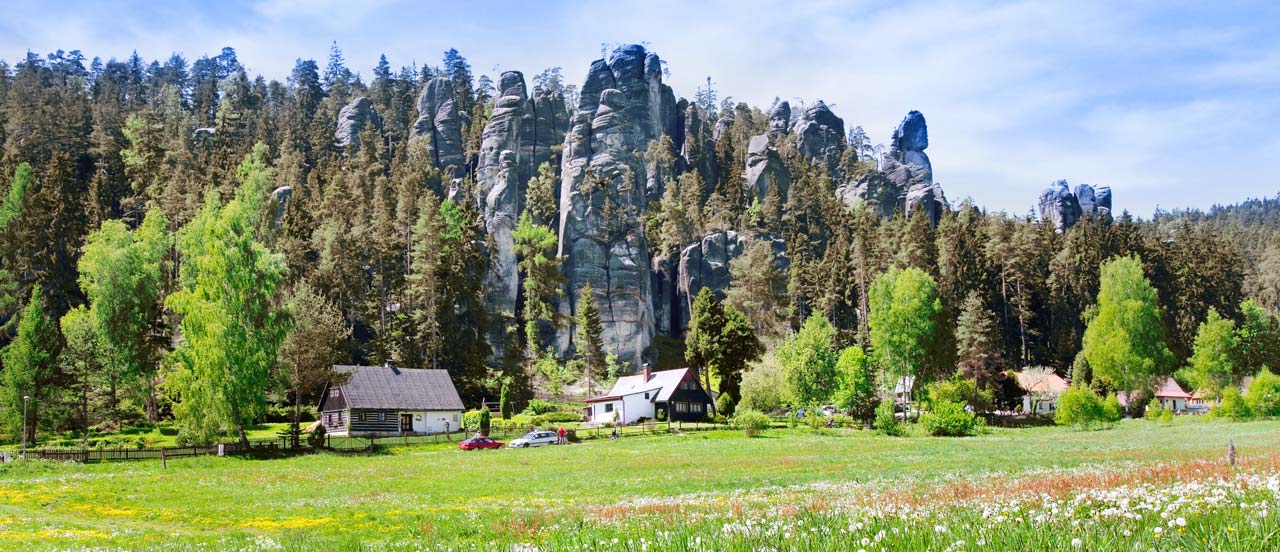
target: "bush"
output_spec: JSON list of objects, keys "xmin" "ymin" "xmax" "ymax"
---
[
  {"xmin": 1245, "ymin": 368, "xmax": 1280, "ymax": 417},
  {"xmin": 1159, "ymin": 408, "xmax": 1174, "ymax": 424},
  {"xmin": 1144, "ymin": 399, "xmax": 1165, "ymax": 421},
  {"xmin": 715, "ymin": 393, "xmax": 736, "ymax": 417},
  {"xmin": 462, "ymin": 410, "xmax": 486, "ymax": 433},
  {"xmin": 1102, "ymin": 395, "xmax": 1123, "ymax": 423},
  {"xmin": 479, "ymin": 409, "xmax": 492, "ymax": 436},
  {"xmin": 730, "ymin": 409, "xmax": 771, "ymax": 437},
  {"xmin": 522, "ymin": 399, "xmax": 562, "ymax": 416},
  {"xmin": 830, "ymin": 413, "xmax": 856, "ymax": 428},
  {"xmin": 1212, "ymin": 387, "xmax": 1253, "ymax": 421},
  {"xmin": 308, "ymin": 424, "xmax": 326, "ymax": 448},
  {"xmin": 920, "ymin": 399, "xmax": 984, "ymax": 436},
  {"xmin": 873, "ymin": 400, "xmax": 902, "ymax": 436},
  {"xmin": 542, "ymin": 411, "xmax": 581, "ymax": 423},
  {"xmin": 1055, "ymin": 387, "xmax": 1107, "ymax": 429}
]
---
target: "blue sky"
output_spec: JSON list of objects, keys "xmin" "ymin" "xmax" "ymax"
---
[{"xmin": 2, "ymin": 0, "xmax": 1277, "ymax": 216}]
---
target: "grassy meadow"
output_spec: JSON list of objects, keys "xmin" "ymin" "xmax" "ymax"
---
[{"xmin": 1, "ymin": 417, "xmax": 1278, "ymax": 550}]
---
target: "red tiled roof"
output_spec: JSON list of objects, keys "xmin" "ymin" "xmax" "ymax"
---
[{"xmin": 1013, "ymin": 370, "xmax": 1070, "ymax": 394}]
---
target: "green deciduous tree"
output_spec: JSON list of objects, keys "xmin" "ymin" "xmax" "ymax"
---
[
  {"xmin": 833, "ymin": 346, "xmax": 876, "ymax": 422},
  {"xmin": 1245, "ymin": 368, "xmax": 1280, "ymax": 417},
  {"xmin": 1184, "ymin": 308, "xmax": 1238, "ymax": 401},
  {"xmin": 1235, "ymin": 300, "xmax": 1280, "ymax": 374},
  {"xmin": 868, "ymin": 267, "xmax": 942, "ymax": 402},
  {"xmin": 1082, "ymin": 255, "xmax": 1174, "ymax": 399},
  {"xmin": 77, "ymin": 208, "xmax": 171, "ymax": 421},
  {"xmin": 165, "ymin": 144, "xmax": 292, "ymax": 445},
  {"xmin": 778, "ymin": 311, "xmax": 839, "ymax": 407}
]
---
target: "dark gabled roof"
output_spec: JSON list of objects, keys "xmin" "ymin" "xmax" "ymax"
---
[{"xmin": 331, "ymin": 365, "xmax": 464, "ymax": 411}]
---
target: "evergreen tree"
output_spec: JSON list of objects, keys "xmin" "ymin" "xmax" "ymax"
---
[
  {"xmin": 513, "ymin": 212, "xmax": 562, "ymax": 358},
  {"xmin": 725, "ymin": 238, "xmax": 789, "ymax": 344},
  {"xmin": 0, "ymin": 288, "xmax": 60, "ymax": 445},
  {"xmin": 575, "ymin": 283, "xmax": 607, "ymax": 395},
  {"xmin": 955, "ymin": 290, "xmax": 1002, "ymax": 393},
  {"xmin": 277, "ymin": 281, "xmax": 350, "ymax": 447}
]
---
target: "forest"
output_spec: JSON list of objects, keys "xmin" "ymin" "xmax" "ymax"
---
[{"xmin": 0, "ymin": 43, "xmax": 1277, "ymax": 445}]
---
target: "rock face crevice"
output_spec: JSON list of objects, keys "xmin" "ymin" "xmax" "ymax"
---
[
  {"xmin": 412, "ymin": 77, "xmax": 466, "ymax": 176},
  {"xmin": 1038, "ymin": 180, "xmax": 1113, "ymax": 232},
  {"xmin": 556, "ymin": 45, "xmax": 678, "ymax": 370}
]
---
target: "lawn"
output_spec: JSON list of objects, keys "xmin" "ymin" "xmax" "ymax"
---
[{"xmin": 1, "ymin": 417, "xmax": 1278, "ymax": 550}]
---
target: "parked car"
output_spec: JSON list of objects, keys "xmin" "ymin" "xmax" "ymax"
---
[
  {"xmin": 508, "ymin": 430, "xmax": 558, "ymax": 448},
  {"xmin": 459, "ymin": 435, "xmax": 503, "ymax": 450}
]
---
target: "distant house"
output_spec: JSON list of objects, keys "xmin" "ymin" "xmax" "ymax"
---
[
  {"xmin": 1118, "ymin": 377, "xmax": 1193, "ymax": 412},
  {"xmin": 893, "ymin": 376, "xmax": 916, "ymax": 406},
  {"xmin": 1012, "ymin": 369, "xmax": 1070, "ymax": 414},
  {"xmin": 584, "ymin": 367, "xmax": 713, "ymax": 424},
  {"xmin": 318, "ymin": 365, "xmax": 464, "ymax": 437}
]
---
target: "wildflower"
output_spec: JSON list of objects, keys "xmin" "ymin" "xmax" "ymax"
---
[{"xmin": 1071, "ymin": 538, "xmax": 1082, "ymax": 548}]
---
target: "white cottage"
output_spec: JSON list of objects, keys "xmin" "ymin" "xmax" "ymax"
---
[
  {"xmin": 318, "ymin": 365, "xmax": 464, "ymax": 436},
  {"xmin": 584, "ymin": 367, "xmax": 714, "ymax": 424}
]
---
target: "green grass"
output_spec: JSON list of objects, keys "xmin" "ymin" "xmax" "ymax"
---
[{"xmin": 1, "ymin": 417, "xmax": 1278, "ymax": 550}]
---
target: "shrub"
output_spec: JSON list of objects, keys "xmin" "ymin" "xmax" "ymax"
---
[
  {"xmin": 1102, "ymin": 395, "xmax": 1124, "ymax": 423},
  {"xmin": 522, "ymin": 399, "xmax": 560, "ymax": 416},
  {"xmin": 1212, "ymin": 387, "xmax": 1253, "ymax": 421},
  {"xmin": 920, "ymin": 399, "xmax": 984, "ymax": 436},
  {"xmin": 479, "ymin": 409, "xmax": 492, "ymax": 436},
  {"xmin": 873, "ymin": 400, "xmax": 902, "ymax": 436},
  {"xmin": 655, "ymin": 409, "xmax": 666, "ymax": 422},
  {"xmin": 1055, "ymin": 386, "xmax": 1106, "ymax": 429},
  {"xmin": 542, "ymin": 411, "xmax": 581, "ymax": 423},
  {"xmin": 462, "ymin": 410, "xmax": 486, "ymax": 433},
  {"xmin": 1158, "ymin": 408, "xmax": 1174, "ymax": 424},
  {"xmin": 831, "ymin": 413, "xmax": 856, "ymax": 428},
  {"xmin": 1245, "ymin": 368, "xmax": 1280, "ymax": 417},
  {"xmin": 308, "ymin": 424, "xmax": 326, "ymax": 448},
  {"xmin": 715, "ymin": 393, "xmax": 736, "ymax": 417},
  {"xmin": 730, "ymin": 409, "xmax": 771, "ymax": 437},
  {"xmin": 1144, "ymin": 399, "xmax": 1165, "ymax": 421}
]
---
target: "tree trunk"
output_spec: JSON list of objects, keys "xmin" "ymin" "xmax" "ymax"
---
[{"xmin": 291, "ymin": 384, "xmax": 303, "ymax": 449}]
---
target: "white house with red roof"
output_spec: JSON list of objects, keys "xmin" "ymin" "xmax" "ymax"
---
[
  {"xmin": 584, "ymin": 366, "xmax": 713, "ymax": 424},
  {"xmin": 1012, "ymin": 369, "xmax": 1070, "ymax": 414},
  {"xmin": 1118, "ymin": 377, "xmax": 1193, "ymax": 412}
]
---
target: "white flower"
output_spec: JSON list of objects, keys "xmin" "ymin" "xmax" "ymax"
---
[
  {"xmin": 1176, "ymin": 517, "xmax": 1187, "ymax": 527},
  {"xmin": 1071, "ymin": 538, "xmax": 1082, "ymax": 548},
  {"xmin": 934, "ymin": 525, "xmax": 947, "ymax": 534},
  {"xmin": 1154, "ymin": 527, "xmax": 1164, "ymax": 535}
]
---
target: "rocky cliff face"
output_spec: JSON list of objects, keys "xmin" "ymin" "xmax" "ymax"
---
[
  {"xmin": 556, "ymin": 45, "xmax": 678, "ymax": 369},
  {"xmin": 662, "ymin": 230, "xmax": 789, "ymax": 335},
  {"xmin": 412, "ymin": 77, "xmax": 466, "ymax": 176},
  {"xmin": 744, "ymin": 134, "xmax": 790, "ymax": 203},
  {"xmin": 334, "ymin": 97, "xmax": 381, "ymax": 151},
  {"xmin": 1039, "ymin": 180, "xmax": 1113, "ymax": 232},
  {"xmin": 839, "ymin": 110, "xmax": 947, "ymax": 224},
  {"xmin": 768, "ymin": 101, "xmax": 791, "ymax": 137},
  {"xmin": 795, "ymin": 101, "xmax": 846, "ymax": 177}
]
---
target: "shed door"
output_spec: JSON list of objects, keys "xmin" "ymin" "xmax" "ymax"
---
[{"xmin": 400, "ymin": 413, "xmax": 412, "ymax": 433}]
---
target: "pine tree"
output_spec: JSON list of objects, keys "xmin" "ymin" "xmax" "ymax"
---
[
  {"xmin": 278, "ymin": 281, "xmax": 351, "ymax": 447},
  {"xmin": 576, "ymin": 283, "xmax": 607, "ymax": 395},
  {"xmin": 955, "ymin": 290, "xmax": 1001, "ymax": 392},
  {"xmin": 725, "ymin": 238, "xmax": 788, "ymax": 343}
]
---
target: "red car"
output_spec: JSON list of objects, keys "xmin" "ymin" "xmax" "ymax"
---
[{"xmin": 459, "ymin": 435, "xmax": 503, "ymax": 450}]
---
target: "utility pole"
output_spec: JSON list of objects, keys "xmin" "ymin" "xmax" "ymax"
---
[{"xmin": 21, "ymin": 395, "xmax": 30, "ymax": 460}]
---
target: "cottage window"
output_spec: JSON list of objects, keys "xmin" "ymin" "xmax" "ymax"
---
[
  {"xmin": 692, "ymin": 403, "xmax": 703, "ymax": 413},
  {"xmin": 356, "ymin": 411, "xmax": 364, "ymax": 422},
  {"xmin": 605, "ymin": 403, "xmax": 614, "ymax": 413},
  {"xmin": 675, "ymin": 402, "xmax": 689, "ymax": 413},
  {"xmin": 644, "ymin": 392, "xmax": 649, "ymax": 399},
  {"xmin": 330, "ymin": 388, "xmax": 339, "ymax": 398},
  {"xmin": 378, "ymin": 412, "xmax": 385, "ymax": 421},
  {"xmin": 453, "ymin": 414, "xmax": 459, "ymax": 422}
]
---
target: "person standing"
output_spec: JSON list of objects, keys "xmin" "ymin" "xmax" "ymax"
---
[{"xmin": 556, "ymin": 426, "xmax": 567, "ymax": 445}]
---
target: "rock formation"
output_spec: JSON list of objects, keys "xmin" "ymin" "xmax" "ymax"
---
[
  {"xmin": 669, "ymin": 230, "xmax": 789, "ymax": 334},
  {"xmin": 556, "ymin": 44, "xmax": 679, "ymax": 370},
  {"xmin": 475, "ymin": 71, "xmax": 571, "ymax": 363},
  {"xmin": 795, "ymin": 101, "xmax": 845, "ymax": 177},
  {"xmin": 268, "ymin": 185, "xmax": 291, "ymax": 229},
  {"xmin": 768, "ymin": 101, "xmax": 791, "ymax": 137},
  {"xmin": 334, "ymin": 97, "xmax": 381, "ymax": 151},
  {"xmin": 1038, "ymin": 180, "xmax": 1083, "ymax": 232},
  {"xmin": 411, "ymin": 77, "xmax": 466, "ymax": 176},
  {"xmin": 840, "ymin": 110, "xmax": 947, "ymax": 223},
  {"xmin": 678, "ymin": 103, "xmax": 717, "ymax": 197},
  {"xmin": 1038, "ymin": 180, "xmax": 1113, "ymax": 231},
  {"xmin": 743, "ymin": 134, "xmax": 790, "ymax": 203}
]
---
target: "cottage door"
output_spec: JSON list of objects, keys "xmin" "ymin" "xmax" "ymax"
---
[{"xmin": 400, "ymin": 413, "xmax": 412, "ymax": 433}]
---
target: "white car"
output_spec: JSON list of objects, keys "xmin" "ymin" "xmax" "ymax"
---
[{"xmin": 508, "ymin": 430, "xmax": 558, "ymax": 448}]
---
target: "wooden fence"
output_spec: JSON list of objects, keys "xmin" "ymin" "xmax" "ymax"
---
[{"xmin": 10, "ymin": 437, "xmax": 285, "ymax": 464}]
